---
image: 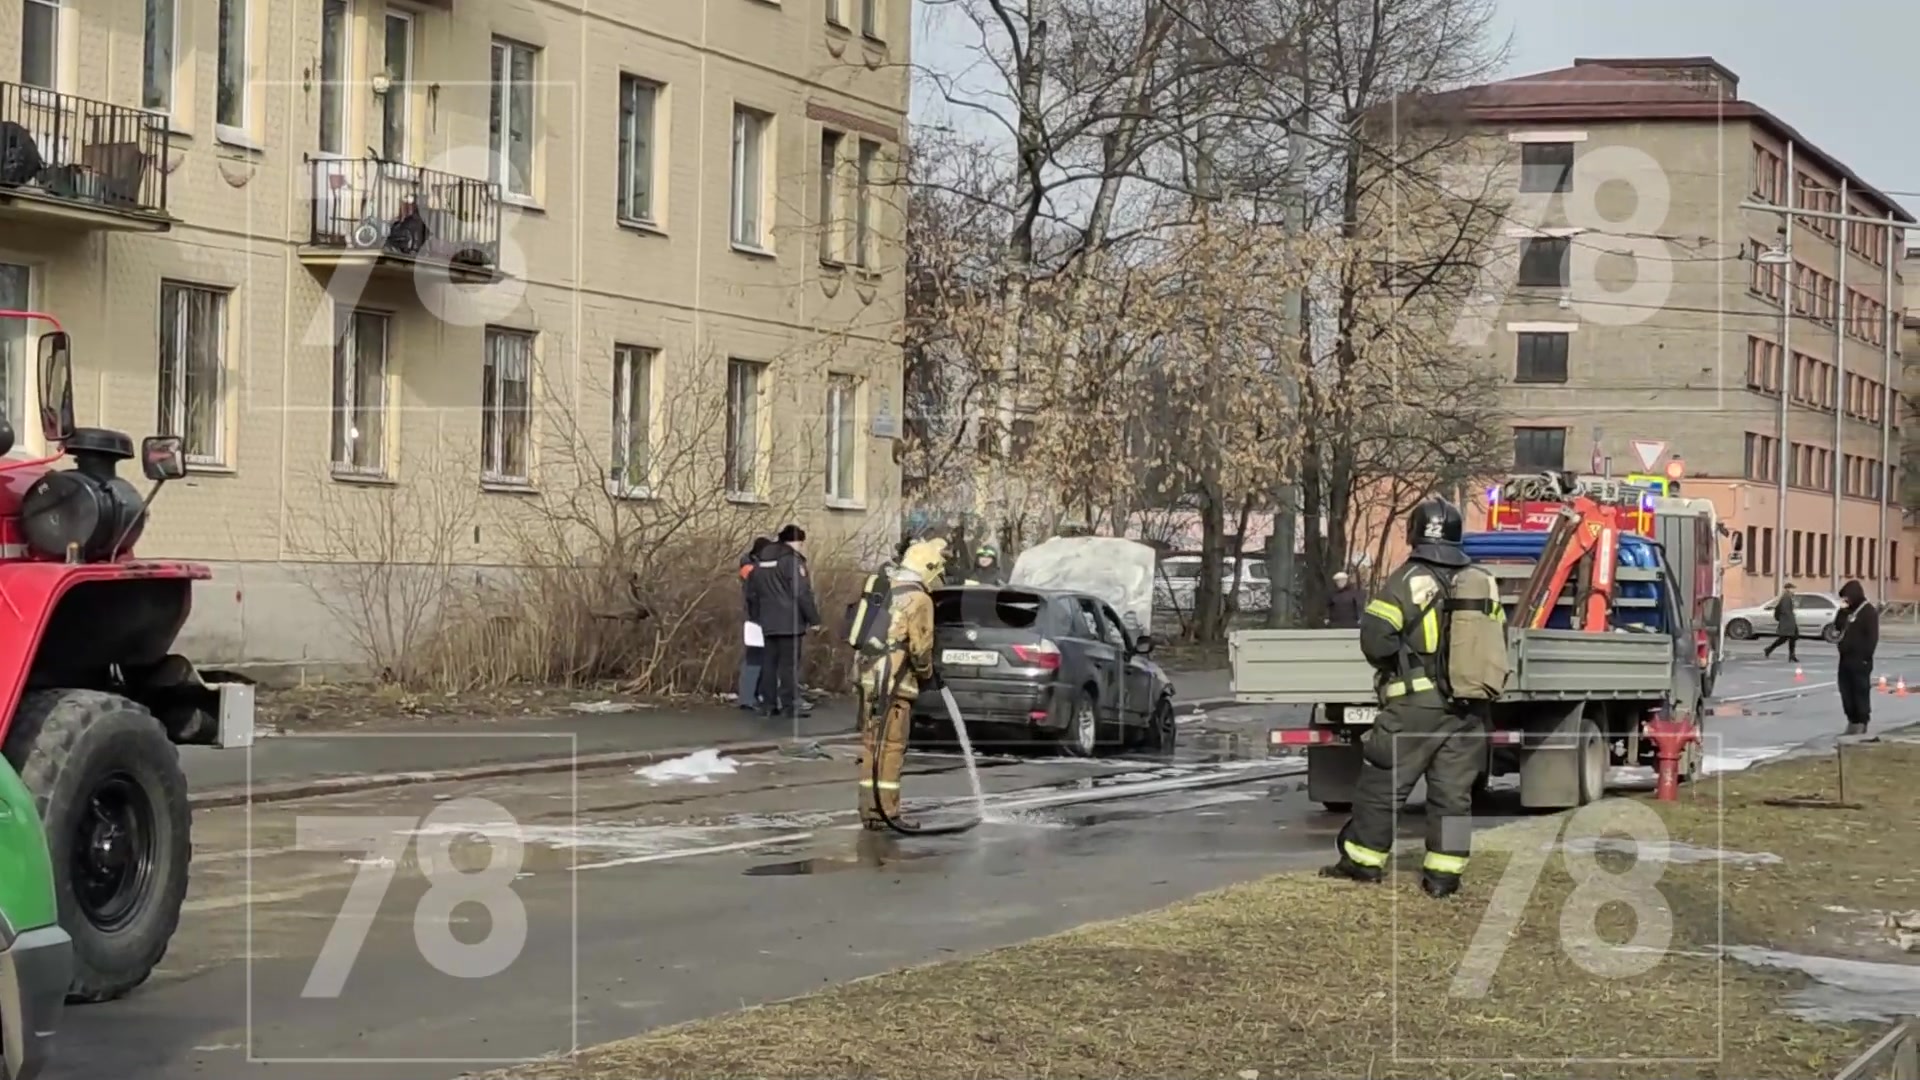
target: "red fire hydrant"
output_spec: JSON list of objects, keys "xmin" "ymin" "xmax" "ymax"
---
[{"xmin": 1645, "ymin": 713, "xmax": 1699, "ymax": 801}]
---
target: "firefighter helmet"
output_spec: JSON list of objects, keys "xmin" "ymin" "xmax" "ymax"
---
[
  {"xmin": 900, "ymin": 538, "xmax": 949, "ymax": 582},
  {"xmin": 1405, "ymin": 497, "xmax": 1464, "ymax": 547}
]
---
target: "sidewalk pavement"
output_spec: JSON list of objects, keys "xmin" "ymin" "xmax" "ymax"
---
[{"xmin": 183, "ymin": 669, "xmax": 1242, "ymax": 807}]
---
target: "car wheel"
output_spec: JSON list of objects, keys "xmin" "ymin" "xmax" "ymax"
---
[
  {"xmin": 1060, "ymin": 690, "xmax": 1099, "ymax": 758},
  {"xmin": 1725, "ymin": 618, "xmax": 1753, "ymax": 641},
  {"xmin": 1143, "ymin": 696, "xmax": 1178, "ymax": 753},
  {"xmin": 1823, "ymin": 623, "xmax": 1843, "ymax": 644}
]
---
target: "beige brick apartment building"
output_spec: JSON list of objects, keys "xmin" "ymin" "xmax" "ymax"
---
[
  {"xmin": 0, "ymin": 0, "xmax": 909, "ymax": 665},
  {"xmin": 1415, "ymin": 57, "xmax": 1914, "ymax": 607}
]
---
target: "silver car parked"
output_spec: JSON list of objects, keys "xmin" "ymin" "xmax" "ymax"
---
[{"xmin": 1723, "ymin": 590, "xmax": 1844, "ymax": 643}]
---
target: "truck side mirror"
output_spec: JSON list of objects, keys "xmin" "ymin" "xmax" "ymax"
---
[
  {"xmin": 141, "ymin": 435, "xmax": 188, "ymax": 481},
  {"xmin": 37, "ymin": 331, "xmax": 74, "ymax": 443}
]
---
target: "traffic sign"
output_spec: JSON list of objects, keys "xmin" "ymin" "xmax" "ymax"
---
[{"xmin": 1631, "ymin": 439, "xmax": 1666, "ymax": 472}]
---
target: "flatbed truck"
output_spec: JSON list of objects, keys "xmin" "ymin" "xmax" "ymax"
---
[{"xmin": 1232, "ymin": 475, "xmax": 1715, "ymax": 811}]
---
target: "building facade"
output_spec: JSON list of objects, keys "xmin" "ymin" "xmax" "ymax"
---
[
  {"xmin": 1420, "ymin": 57, "xmax": 1914, "ymax": 607},
  {"xmin": 0, "ymin": 0, "xmax": 909, "ymax": 665}
]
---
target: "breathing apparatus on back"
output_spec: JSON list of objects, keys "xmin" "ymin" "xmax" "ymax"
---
[{"xmin": 844, "ymin": 537, "xmax": 947, "ymax": 658}]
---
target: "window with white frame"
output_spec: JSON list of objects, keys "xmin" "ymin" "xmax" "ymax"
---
[
  {"xmin": 22, "ymin": 0, "xmax": 59, "ymax": 90},
  {"xmin": 860, "ymin": 0, "xmax": 880, "ymax": 37},
  {"xmin": 725, "ymin": 358, "xmax": 764, "ymax": 495},
  {"xmin": 216, "ymin": 0, "xmax": 249, "ymax": 131},
  {"xmin": 617, "ymin": 75, "xmax": 659, "ymax": 224},
  {"xmin": 818, "ymin": 129, "xmax": 843, "ymax": 262},
  {"xmin": 158, "ymin": 282, "xmax": 230, "ymax": 466},
  {"xmin": 0, "ymin": 264, "xmax": 29, "ymax": 437},
  {"xmin": 489, "ymin": 38, "xmax": 537, "ymax": 198},
  {"xmin": 331, "ymin": 309, "xmax": 390, "ymax": 476},
  {"xmin": 610, "ymin": 345, "xmax": 655, "ymax": 495},
  {"xmin": 318, "ymin": 0, "xmax": 348, "ymax": 156},
  {"xmin": 142, "ymin": 0, "xmax": 177, "ymax": 111},
  {"xmin": 730, "ymin": 107, "xmax": 769, "ymax": 249},
  {"xmin": 854, "ymin": 139, "xmax": 879, "ymax": 268},
  {"xmin": 482, "ymin": 327, "xmax": 534, "ymax": 483},
  {"xmin": 382, "ymin": 12, "xmax": 414, "ymax": 163},
  {"xmin": 825, "ymin": 374, "xmax": 859, "ymax": 502}
]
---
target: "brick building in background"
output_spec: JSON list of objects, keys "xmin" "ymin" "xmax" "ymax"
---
[
  {"xmin": 0, "ymin": 0, "xmax": 908, "ymax": 666},
  {"xmin": 1405, "ymin": 56, "xmax": 1914, "ymax": 607}
]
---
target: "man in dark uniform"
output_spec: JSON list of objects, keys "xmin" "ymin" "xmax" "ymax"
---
[
  {"xmin": 746, "ymin": 524, "xmax": 822, "ymax": 720},
  {"xmin": 964, "ymin": 544, "xmax": 1006, "ymax": 585},
  {"xmin": 1834, "ymin": 578, "xmax": 1878, "ymax": 736},
  {"xmin": 1322, "ymin": 497, "xmax": 1483, "ymax": 899}
]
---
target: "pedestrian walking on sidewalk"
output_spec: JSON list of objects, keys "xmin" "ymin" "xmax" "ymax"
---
[
  {"xmin": 737, "ymin": 536, "xmax": 774, "ymax": 711},
  {"xmin": 747, "ymin": 524, "xmax": 822, "ymax": 721},
  {"xmin": 1834, "ymin": 579, "xmax": 1878, "ymax": 736},
  {"xmin": 1762, "ymin": 583, "xmax": 1799, "ymax": 662}
]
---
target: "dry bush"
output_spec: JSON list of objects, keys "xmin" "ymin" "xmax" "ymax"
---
[
  {"xmin": 399, "ymin": 343, "xmax": 888, "ymax": 697},
  {"xmin": 286, "ymin": 448, "xmax": 481, "ymax": 685}
]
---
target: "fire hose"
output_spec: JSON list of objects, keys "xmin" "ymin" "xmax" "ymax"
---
[{"xmin": 867, "ymin": 659, "xmax": 986, "ymax": 837}]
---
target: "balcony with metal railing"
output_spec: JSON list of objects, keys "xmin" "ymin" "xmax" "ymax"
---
[
  {"xmin": 301, "ymin": 156, "xmax": 503, "ymax": 284},
  {"xmin": 0, "ymin": 82, "xmax": 172, "ymax": 228}
]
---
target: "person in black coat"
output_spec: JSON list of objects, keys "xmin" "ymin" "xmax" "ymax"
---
[
  {"xmin": 1834, "ymin": 579, "xmax": 1879, "ymax": 736},
  {"xmin": 746, "ymin": 524, "xmax": 822, "ymax": 720},
  {"xmin": 1326, "ymin": 570, "xmax": 1363, "ymax": 628},
  {"xmin": 1762, "ymin": 583, "xmax": 1799, "ymax": 662}
]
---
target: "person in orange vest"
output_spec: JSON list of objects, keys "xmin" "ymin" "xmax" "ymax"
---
[{"xmin": 737, "ymin": 536, "xmax": 774, "ymax": 711}]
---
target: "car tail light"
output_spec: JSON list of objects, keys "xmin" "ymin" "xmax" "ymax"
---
[{"xmin": 1012, "ymin": 639, "xmax": 1061, "ymax": 670}]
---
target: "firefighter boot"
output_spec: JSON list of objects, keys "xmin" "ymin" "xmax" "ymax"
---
[
  {"xmin": 1320, "ymin": 821, "xmax": 1386, "ymax": 884},
  {"xmin": 1420, "ymin": 869, "xmax": 1462, "ymax": 899}
]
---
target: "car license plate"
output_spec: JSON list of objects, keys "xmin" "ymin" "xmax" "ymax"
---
[
  {"xmin": 1344, "ymin": 706, "xmax": 1379, "ymax": 725},
  {"xmin": 942, "ymin": 649, "xmax": 999, "ymax": 667}
]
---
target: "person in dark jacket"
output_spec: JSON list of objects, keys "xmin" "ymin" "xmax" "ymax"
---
[
  {"xmin": 1326, "ymin": 571, "xmax": 1363, "ymax": 628},
  {"xmin": 737, "ymin": 537, "xmax": 774, "ymax": 711},
  {"xmin": 1762, "ymin": 583, "xmax": 1799, "ymax": 662},
  {"xmin": 1834, "ymin": 579, "xmax": 1878, "ymax": 735},
  {"xmin": 963, "ymin": 545, "xmax": 1006, "ymax": 585},
  {"xmin": 746, "ymin": 524, "xmax": 822, "ymax": 720}
]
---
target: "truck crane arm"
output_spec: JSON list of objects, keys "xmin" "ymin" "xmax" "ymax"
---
[{"xmin": 1504, "ymin": 472, "xmax": 1635, "ymax": 632}]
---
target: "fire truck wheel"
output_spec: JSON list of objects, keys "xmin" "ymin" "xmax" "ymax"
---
[{"xmin": 3, "ymin": 689, "xmax": 191, "ymax": 1004}]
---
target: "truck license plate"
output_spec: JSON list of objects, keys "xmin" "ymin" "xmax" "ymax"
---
[
  {"xmin": 942, "ymin": 649, "xmax": 999, "ymax": 667},
  {"xmin": 1344, "ymin": 706, "xmax": 1379, "ymax": 725}
]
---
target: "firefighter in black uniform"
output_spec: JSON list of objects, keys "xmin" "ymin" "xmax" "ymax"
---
[{"xmin": 1322, "ymin": 497, "xmax": 1483, "ymax": 898}]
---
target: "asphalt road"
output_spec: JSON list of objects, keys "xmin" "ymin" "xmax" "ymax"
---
[{"xmin": 47, "ymin": 638, "xmax": 1920, "ymax": 1080}]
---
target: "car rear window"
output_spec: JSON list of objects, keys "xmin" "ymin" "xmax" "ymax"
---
[
  {"xmin": 1162, "ymin": 562, "xmax": 1202, "ymax": 579},
  {"xmin": 935, "ymin": 589, "xmax": 1045, "ymax": 629}
]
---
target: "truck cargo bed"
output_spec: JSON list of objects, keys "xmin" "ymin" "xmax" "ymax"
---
[{"xmin": 1230, "ymin": 627, "xmax": 1675, "ymax": 704}]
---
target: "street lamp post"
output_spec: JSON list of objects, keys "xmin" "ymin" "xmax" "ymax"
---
[{"xmin": 1759, "ymin": 241, "xmax": 1794, "ymax": 593}]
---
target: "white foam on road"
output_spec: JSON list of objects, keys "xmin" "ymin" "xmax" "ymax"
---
[
  {"xmin": 1725, "ymin": 946, "xmax": 1920, "ymax": 1023},
  {"xmin": 1703, "ymin": 744, "xmax": 1801, "ymax": 774},
  {"xmin": 1564, "ymin": 837, "xmax": 1783, "ymax": 867},
  {"xmin": 635, "ymin": 748, "xmax": 740, "ymax": 784}
]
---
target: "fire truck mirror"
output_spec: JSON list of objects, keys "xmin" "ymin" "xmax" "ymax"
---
[{"xmin": 37, "ymin": 331, "xmax": 74, "ymax": 443}]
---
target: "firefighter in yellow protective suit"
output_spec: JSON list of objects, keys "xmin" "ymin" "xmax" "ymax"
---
[{"xmin": 856, "ymin": 538, "xmax": 947, "ymax": 829}]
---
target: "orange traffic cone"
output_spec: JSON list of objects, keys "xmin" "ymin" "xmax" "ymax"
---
[
  {"xmin": 1794, "ymin": 666, "xmax": 1805, "ymax": 683},
  {"xmin": 1879, "ymin": 674, "xmax": 1890, "ymax": 693},
  {"xmin": 1900, "ymin": 678, "xmax": 1910, "ymax": 697}
]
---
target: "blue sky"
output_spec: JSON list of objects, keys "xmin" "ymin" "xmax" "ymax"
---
[{"xmin": 912, "ymin": 0, "xmax": 1920, "ymax": 215}]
